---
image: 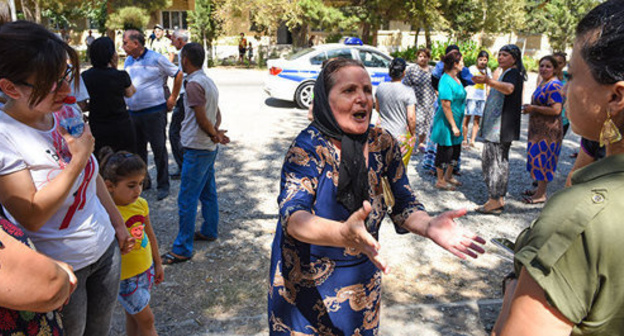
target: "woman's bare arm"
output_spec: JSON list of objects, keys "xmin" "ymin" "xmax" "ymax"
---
[
  {"xmin": 493, "ymin": 268, "xmax": 574, "ymax": 336},
  {"xmin": 0, "ymin": 229, "xmax": 75, "ymax": 312},
  {"xmin": 0, "ymin": 127, "xmax": 94, "ymax": 231}
]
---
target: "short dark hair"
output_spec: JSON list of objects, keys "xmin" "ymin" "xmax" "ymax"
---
[
  {"xmin": 98, "ymin": 147, "xmax": 147, "ymax": 184},
  {"xmin": 445, "ymin": 44, "xmax": 460, "ymax": 55},
  {"xmin": 539, "ymin": 55, "xmax": 559, "ymax": 70},
  {"xmin": 553, "ymin": 51, "xmax": 567, "ymax": 64},
  {"xmin": 0, "ymin": 20, "xmax": 79, "ymax": 107},
  {"xmin": 442, "ymin": 50, "xmax": 462, "ymax": 72},
  {"xmin": 417, "ymin": 48, "xmax": 431, "ymax": 59},
  {"xmin": 576, "ymin": 0, "xmax": 624, "ymax": 85},
  {"xmin": 89, "ymin": 37, "xmax": 115, "ymax": 69},
  {"xmin": 321, "ymin": 58, "xmax": 366, "ymax": 94},
  {"xmin": 125, "ymin": 29, "xmax": 145, "ymax": 47},
  {"xmin": 389, "ymin": 57, "xmax": 407, "ymax": 80},
  {"xmin": 181, "ymin": 42, "xmax": 205, "ymax": 68},
  {"xmin": 477, "ymin": 50, "xmax": 489, "ymax": 60}
]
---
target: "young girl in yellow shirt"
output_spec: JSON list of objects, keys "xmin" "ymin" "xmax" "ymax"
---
[{"xmin": 100, "ymin": 147, "xmax": 164, "ymax": 336}]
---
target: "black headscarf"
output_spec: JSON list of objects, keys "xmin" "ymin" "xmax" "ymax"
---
[
  {"xmin": 500, "ymin": 44, "xmax": 527, "ymax": 81},
  {"xmin": 311, "ymin": 65, "xmax": 369, "ymax": 215}
]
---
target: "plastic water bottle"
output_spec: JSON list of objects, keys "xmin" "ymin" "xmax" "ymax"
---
[{"xmin": 57, "ymin": 96, "xmax": 85, "ymax": 137}]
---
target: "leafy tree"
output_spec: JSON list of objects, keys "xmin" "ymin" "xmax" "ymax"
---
[
  {"xmin": 525, "ymin": 0, "xmax": 598, "ymax": 51},
  {"xmin": 285, "ymin": 0, "xmax": 357, "ymax": 47},
  {"xmin": 108, "ymin": 0, "xmax": 172, "ymax": 13},
  {"xmin": 405, "ymin": 0, "xmax": 445, "ymax": 48},
  {"xmin": 339, "ymin": 0, "xmax": 405, "ymax": 45},
  {"xmin": 187, "ymin": 0, "xmax": 222, "ymax": 66},
  {"xmin": 106, "ymin": 6, "xmax": 149, "ymax": 31},
  {"xmin": 220, "ymin": 0, "xmax": 356, "ymax": 48},
  {"xmin": 439, "ymin": 0, "xmax": 484, "ymax": 40}
]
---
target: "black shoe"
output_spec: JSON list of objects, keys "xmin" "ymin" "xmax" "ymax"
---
[
  {"xmin": 169, "ymin": 171, "xmax": 181, "ymax": 180},
  {"xmin": 157, "ymin": 189, "xmax": 169, "ymax": 201}
]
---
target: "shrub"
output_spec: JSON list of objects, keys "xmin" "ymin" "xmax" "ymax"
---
[
  {"xmin": 325, "ymin": 33, "xmax": 342, "ymax": 44},
  {"xmin": 391, "ymin": 40, "xmax": 498, "ymax": 71},
  {"xmin": 106, "ymin": 6, "xmax": 148, "ymax": 32},
  {"xmin": 523, "ymin": 56, "xmax": 538, "ymax": 73}
]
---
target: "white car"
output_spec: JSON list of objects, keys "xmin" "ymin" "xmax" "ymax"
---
[{"xmin": 264, "ymin": 42, "xmax": 394, "ymax": 109}]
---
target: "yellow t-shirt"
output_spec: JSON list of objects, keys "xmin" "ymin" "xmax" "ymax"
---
[{"xmin": 117, "ymin": 197, "xmax": 153, "ymax": 280}]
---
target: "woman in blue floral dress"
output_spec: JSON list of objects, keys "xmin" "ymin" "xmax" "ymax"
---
[
  {"xmin": 523, "ymin": 56, "xmax": 564, "ymax": 204},
  {"xmin": 268, "ymin": 58, "xmax": 485, "ymax": 335}
]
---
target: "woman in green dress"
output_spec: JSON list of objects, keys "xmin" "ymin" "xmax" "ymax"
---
[
  {"xmin": 492, "ymin": 1, "xmax": 624, "ymax": 335},
  {"xmin": 430, "ymin": 50, "xmax": 467, "ymax": 190}
]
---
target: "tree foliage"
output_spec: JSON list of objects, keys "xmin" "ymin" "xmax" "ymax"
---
[
  {"xmin": 187, "ymin": 0, "xmax": 222, "ymax": 65},
  {"xmin": 219, "ymin": 0, "xmax": 356, "ymax": 47},
  {"xmin": 106, "ymin": 6, "xmax": 149, "ymax": 31},
  {"xmin": 525, "ymin": 0, "xmax": 598, "ymax": 51},
  {"xmin": 108, "ymin": 0, "xmax": 172, "ymax": 13}
]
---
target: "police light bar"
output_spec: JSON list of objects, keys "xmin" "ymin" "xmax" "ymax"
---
[{"xmin": 343, "ymin": 37, "xmax": 363, "ymax": 45}]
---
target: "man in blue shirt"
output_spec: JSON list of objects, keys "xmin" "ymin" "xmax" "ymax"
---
[
  {"xmin": 123, "ymin": 29, "xmax": 183, "ymax": 200},
  {"xmin": 431, "ymin": 44, "xmax": 474, "ymax": 90}
]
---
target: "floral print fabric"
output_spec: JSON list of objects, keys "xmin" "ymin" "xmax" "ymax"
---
[
  {"xmin": 0, "ymin": 216, "xmax": 64, "ymax": 335},
  {"xmin": 268, "ymin": 125, "xmax": 424, "ymax": 335},
  {"xmin": 527, "ymin": 80, "xmax": 564, "ymax": 181}
]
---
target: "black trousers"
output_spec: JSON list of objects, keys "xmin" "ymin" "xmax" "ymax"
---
[
  {"xmin": 169, "ymin": 94, "xmax": 185, "ymax": 172},
  {"xmin": 130, "ymin": 108, "xmax": 169, "ymax": 192},
  {"xmin": 435, "ymin": 144, "xmax": 461, "ymax": 169}
]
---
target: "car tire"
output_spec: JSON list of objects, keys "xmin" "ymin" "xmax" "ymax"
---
[{"xmin": 295, "ymin": 81, "xmax": 315, "ymax": 109}]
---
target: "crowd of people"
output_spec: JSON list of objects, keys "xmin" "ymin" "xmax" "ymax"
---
[
  {"xmin": 0, "ymin": 14, "xmax": 229, "ymax": 335},
  {"xmin": 1, "ymin": 0, "xmax": 624, "ymax": 335}
]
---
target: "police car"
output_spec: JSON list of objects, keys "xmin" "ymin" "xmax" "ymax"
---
[{"xmin": 264, "ymin": 38, "xmax": 393, "ymax": 109}]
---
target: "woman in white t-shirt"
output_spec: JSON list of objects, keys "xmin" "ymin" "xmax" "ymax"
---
[
  {"xmin": 462, "ymin": 51, "xmax": 491, "ymax": 148},
  {"xmin": 0, "ymin": 21, "xmax": 134, "ymax": 336}
]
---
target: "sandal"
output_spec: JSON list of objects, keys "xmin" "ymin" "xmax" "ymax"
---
[
  {"xmin": 475, "ymin": 205, "xmax": 504, "ymax": 215},
  {"xmin": 522, "ymin": 189, "xmax": 536, "ymax": 196},
  {"xmin": 435, "ymin": 183, "xmax": 456, "ymax": 191},
  {"xmin": 194, "ymin": 232, "xmax": 217, "ymax": 242},
  {"xmin": 522, "ymin": 196, "xmax": 547, "ymax": 205},
  {"xmin": 161, "ymin": 252, "xmax": 191, "ymax": 265}
]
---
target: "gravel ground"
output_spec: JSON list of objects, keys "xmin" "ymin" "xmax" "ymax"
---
[{"xmin": 108, "ymin": 68, "xmax": 579, "ymax": 335}]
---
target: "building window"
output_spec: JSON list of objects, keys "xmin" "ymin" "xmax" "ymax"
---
[{"xmin": 161, "ymin": 11, "xmax": 188, "ymax": 30}]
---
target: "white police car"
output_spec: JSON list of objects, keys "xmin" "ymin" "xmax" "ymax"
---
[{"xmin": 264, "ymin": 38, "xmax": 393, "ymax": 109}]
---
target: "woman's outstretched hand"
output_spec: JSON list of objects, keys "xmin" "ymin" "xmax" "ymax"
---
[
  {"xmin": 339, "ymin": 201, "xmax": 389, "ymax": 274},
  {"xmin": 426, "ymin": 209, "xmax": 486, "ymax": 259}
]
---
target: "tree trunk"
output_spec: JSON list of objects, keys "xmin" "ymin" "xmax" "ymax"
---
[
  {"xmin": 371, "ymin": 27, "xmax": 378, "ymax": 46},
  {"xmin": 413, "ymin": 25, "xmax": 420, "ymax": 47},
  {"xmin": 288, "ymin": 24, "xmax": 307, "ymax": 48},
  {"xmin": 422, "ymin": 14, "xmax": 432, "ymax": 48},
  {"xmin": 34, "ymin": 0, "xmax": 40, "ymax": 23},
  {"xmin": 361, "ymin": 22, "xmax": 370, "ymax": 45}
]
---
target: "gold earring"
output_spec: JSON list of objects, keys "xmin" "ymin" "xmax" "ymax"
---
[{"xmin": 599, "ymin": 108, "xmax": 622, "ymax": 146}]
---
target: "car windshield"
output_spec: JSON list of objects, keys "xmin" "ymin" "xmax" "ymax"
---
[{"xmin": 286, "ymin": 48, "xmax": 315, "ymax": 60}]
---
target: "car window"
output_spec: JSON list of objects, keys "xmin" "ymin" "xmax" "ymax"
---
[
  {"xmin": 287, "ymin": 48, "xmax": 315, "ymax": 60},
  {"xmin": 359, "ymin": 49, "xmax": 390, "ymax": 68},
  {"xmin": 326, "ymin": 48, "xmax": 353, "ymax": 60},
  {"xmin": 310, "ymin": 52, "xmax": 327, "ymax": 65}
]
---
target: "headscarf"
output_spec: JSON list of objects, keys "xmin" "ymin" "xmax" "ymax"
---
[
  {"xmin": 500, "ymin": 44, "xmax": 527, "ymax": 81},
  {"xmin": 311, "ymin": 65, "xmax": 370, "ymax": 215}
]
